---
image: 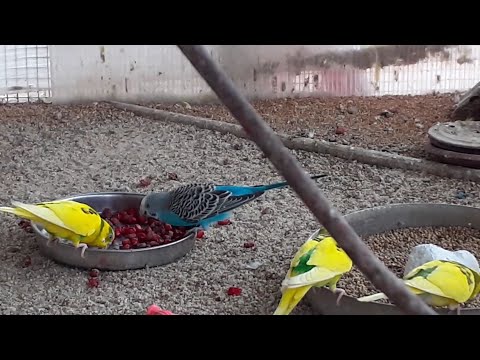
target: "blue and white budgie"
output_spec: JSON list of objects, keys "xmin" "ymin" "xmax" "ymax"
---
[{"xmin": 139, "ymin": 174, "xmax": 327, "ymax": 235}]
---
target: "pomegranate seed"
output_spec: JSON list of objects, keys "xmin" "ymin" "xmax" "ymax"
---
[
  {"xmin": 134, "ymin": 224, "xmax": 143, "ymax": 232},
  {"xmin": 23, "ymin": 256, "xmax": 32, "ymax": 268},
  {"xmin": 244, "ymin": 241, "xmax": 255, "ymax": 249},
  {"xmin": 126, "ymin": 208, "xmax": 137, "ymax": 216},
  {"xmin": 111, "ymin": 218, "xmax": 121, "ymax": 227},
  {"xmin": 125, "ymin": 228, "xmax": 135, "ymax": 235},
  {"xmin": 217, "ymin": 219, "xmax": 232, "ymax": 226},
  {"xmin": 196, "ymin": 230, "xmax": 205, "ymax": 239},
  {"xmin": 137, "ymin": 178, "xmax": 152, "ymax": 188},
  {"xmin": 136, "ymin": 242, "xmax": 147, "ymax": 249},
  {"xmin": 138, "ymin": 216, "xmax": 147, "ymax": 224},
  {"xmin": 146, "ymin": 231, "xmax": 155, "ymax": 241},
  {"xmin": 87, "ymin": 277, "xmax": 99, "ymax": 288},
  {"xmin": 137, "ymin": 233, "xmax": 147, "ymax": 242},
  {"xmin": 130, "ymin": 217, "xmax": 137, "ymax": 223},
  {"xmin": 164, "ymin": 224, "xmax": 173, "ymax": 231},
  {"xmin": 115, "ymin": 228, "xmax": 122, "ymax": 237},
  {"xmin": 122, "ymin": 239, "xmax": 131, "ymax": 246},
  {"xmin": 152, "ymin": 234, "xmax": 161, "ymax": 242},
  {"xmin": 127, "ymin": 233, "xmax": 137, "ymax": 240},
  {"xmin": 130, "ymin": 238, "xmax": 139, "ymax": 247},
  {"xmin": 148, "ymin": 218, "xmax": 157, "ymax": 225},
  {"xmin": 121, "ymin": 244, "xmax": 131, "ymax": 250},
  {"xmin": 89, "ymin": 269, "xmax": 100, "ymax": 278},
  {"xmin": 149, "ymin": 241, "xmax": 160, "ymax": 247},
  {"xmin": 227, "ymin": 287, "xmax": 242, "ymax": 296},
  {"xmin": 101, "ymin": 208, "xmax": 113, "ymax": 219}
]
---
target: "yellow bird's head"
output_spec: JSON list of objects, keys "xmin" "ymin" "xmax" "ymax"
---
[{"xmin": 94, "ymin": 218, "xmax": 115, "ymax": 248}]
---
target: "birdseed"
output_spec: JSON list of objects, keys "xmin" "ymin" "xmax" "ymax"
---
[{"xmin": 340, "ymin": 226, "xmax": 480, "ymax": 309}]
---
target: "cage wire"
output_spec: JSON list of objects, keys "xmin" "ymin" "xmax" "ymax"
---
[{"xmin": 0, "ymin": 45, "xmax": 52, "ymax": 104}]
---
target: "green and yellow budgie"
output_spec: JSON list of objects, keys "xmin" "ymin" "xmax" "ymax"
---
[
  {"xmin": 0, "ymin": 199, "xmax": 115, "ymax": 258},
  {"xmin": 273, "ymin": 231, "xmax": 353, "ymax": 315},
  {"xmin": 357, "ymin": 260, "xmax": 480, "ymax": 314}
]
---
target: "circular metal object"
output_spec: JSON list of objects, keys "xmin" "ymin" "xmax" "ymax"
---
[
  {"xmin": 428, "ymin": 120, "xmax": 480, "ymax": 152},
  {"xmin": 31, "ymin": 192, "xmax": 196, "ymax": 271},
  {"xmin": 424, "ymin": 141, "xmax": 480, "ymax": 169},
  {"xmin": 305, "ymin": 203, "xmax": 480, "ymax": 315}
]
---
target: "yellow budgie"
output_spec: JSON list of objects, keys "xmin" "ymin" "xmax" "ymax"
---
[
  {"xmin": 0, "ymin": 199, "xmax": 115, "ymax": 258},
  {"xmin": 273, "ymin": 233, "xmax": 353, "ymax": 315},
  {"xmin": 357, "ymin": 260, "xmax": 480, "ymax": 314}
]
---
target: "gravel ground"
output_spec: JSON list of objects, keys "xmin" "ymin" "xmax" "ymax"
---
[
  {"xmin": 0, "ymin": 101, "xmax": 479, "ymax": 315},
  {"xmin": 342, "ymin": 226, "xmax": 480, "ymax": 308},
  {"xmin": 146, "ymin": 94, "xmax": 456, "ymax": 159}
]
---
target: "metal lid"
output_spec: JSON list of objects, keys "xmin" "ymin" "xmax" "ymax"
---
[
  {"xmin": 428, "ymin": 120, "xmax": 480, "ymax": 151},
  {"xmin": 424, "ymin": 141, "xmax": 480, "ymax": 169}
]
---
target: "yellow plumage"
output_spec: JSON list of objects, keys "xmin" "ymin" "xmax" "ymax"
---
[
  {"xmin": 0, "ymin": 199, "xmax": 115, "ymax": 258},
  {"xmin": 273, "ymin": 235, "xmax": 353, "ymax": 315},
  {"xmin": 357, "ymin": 260, "xmax": 480, "ymax": 313}
]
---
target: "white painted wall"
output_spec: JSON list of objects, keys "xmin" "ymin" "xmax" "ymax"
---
[
  {"xmin": 44, "ymin": 45, "xmax": 480, "ymax": 104},
  {"xmin": 49, "ymin": 45, "xmax": 367, "ymax": 104}
]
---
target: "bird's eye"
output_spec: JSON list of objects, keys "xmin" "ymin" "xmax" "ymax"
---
[{"xmin": 146, "ymin": 204, "xmax": 150, "ymax": 209}]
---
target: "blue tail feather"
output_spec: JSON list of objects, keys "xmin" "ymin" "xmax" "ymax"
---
[{"xmin": 216, "ymin": 174, "xmax": 326, "ymax": 196}]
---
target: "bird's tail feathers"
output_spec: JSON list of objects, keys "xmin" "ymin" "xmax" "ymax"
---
[
  {"xmin": 0, "ymin": 205, "xmax": 35, "ymax": 219},
  {"xmin": 259, "ymin": 174, "xmax": 327, "ymax": 191},
  {"xmin": 356, "ymin": 292, "xmax": 388, "ymax": 303},
  {"xmin": 273, "ymin": 286, "xmax": 312, "ymax": 315}
]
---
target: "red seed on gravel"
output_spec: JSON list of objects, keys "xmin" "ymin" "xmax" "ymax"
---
[
  {"xmin": 87, "ymin": 277, "xmax": 99, "ymax": 288},
  {"xmin": 89, "ymin": 269, "xmax": 100, "ymax": 278},
  {"xmin": 243, "ymin": 241, "xmax": 255, "ymax": 249},
  {"xmin": 196, "ymin": 230, "xmax": 205, "ymax": 239},
  {"xmin": 227, "ymin": 287, "xmax": 242, "ymax": 296},
  {"xmin": 217, "ymin": 219, "xmax": 232, "ymax": 226},
  {"xmin": 23, "ymin": 256, "xmax": 32, "ymax": 268}
]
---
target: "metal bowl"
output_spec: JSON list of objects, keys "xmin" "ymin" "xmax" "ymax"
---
[
  {"xmin": 30, "ymin": 192, "xmax": 196, "ymax": 271},
  {"xmin": 304, "ymin": 203, "xmax": 480, "ymax": 315}
]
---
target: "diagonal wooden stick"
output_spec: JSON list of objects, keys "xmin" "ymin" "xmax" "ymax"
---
[{"xmin": 177, "ymin": 45, "xmax": 436, "ymax": 315}]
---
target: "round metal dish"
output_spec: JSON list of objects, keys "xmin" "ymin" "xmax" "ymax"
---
[
  {"xmin": 427, "ymin": 121, "xmax": 480, "ymax": 153},
  {"xmin": 304, "ymin": 203, "xmax": 480, "ymax": 315},
  {"xmin": 424, "ymin": 141, "xmax": 480, "ymax": 169},
  {"xmin": 30, "ymin": 192, "xmax": 196, "ymax": 271}
]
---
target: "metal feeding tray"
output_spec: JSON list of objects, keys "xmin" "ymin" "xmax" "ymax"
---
[
  {"xmin": 30, "ymin": 192, "xmax": 196, "ymax": 271},
  {"xmin": 425, "ymin": 121, "xmax": 480, "ymax": 169},
  {"xmin": 304, "ymin": 203, "xmax": 480, "ymax": 315}
]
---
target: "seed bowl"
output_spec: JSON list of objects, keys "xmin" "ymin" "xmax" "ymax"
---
[
  {"xmin": 30, "ymin": 192, "xmax": 196, "ymax": 271},
  {"xmin": 304, "ymin": 203, "xmax": 480, "ymax": 315}
]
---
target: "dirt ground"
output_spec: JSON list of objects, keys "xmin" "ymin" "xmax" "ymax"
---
[{"xmin": 145, "ymin": 94, "xmax": 457, "ymax": 159}]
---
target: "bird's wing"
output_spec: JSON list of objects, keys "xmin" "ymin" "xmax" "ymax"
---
[
  {"xmin": 403, "ymin": 260, "xmax": 475, "ymax": 303},
  {"xmin": 16, "ymin": 200, "xmax": 100, "ymax": 237},
  {"xmin": 282, "ymin": 266, "xmax": 341, "ymax": 289},
  {"xmin": 168, "ymin": 183, "xmax": 261, "ymax": 222}
]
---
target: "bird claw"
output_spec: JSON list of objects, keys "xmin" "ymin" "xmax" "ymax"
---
[
  {"xmin": 75, "ymin": 243, "xmax": 88, "ymax": 258},
  {"xmin": 333, "ymin": 288, "xmax": 346, "ymax": 306},
  {"xmin": 46, "ymin": 236, "xmax": 59, "ymax": 248}
]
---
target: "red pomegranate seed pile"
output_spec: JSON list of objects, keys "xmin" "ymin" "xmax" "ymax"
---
[{"xmin": 100, "ymin": 207, "xmax": 189, "ymax": 250}]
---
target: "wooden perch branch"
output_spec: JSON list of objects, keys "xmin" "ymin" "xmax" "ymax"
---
[
  {"xmin": 177, "ymin": 44, "xmax": 437, "ymax": 315},
  {"xmin": 108, "ymin": 101, "xmax": 480, "ymax": 183}
]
